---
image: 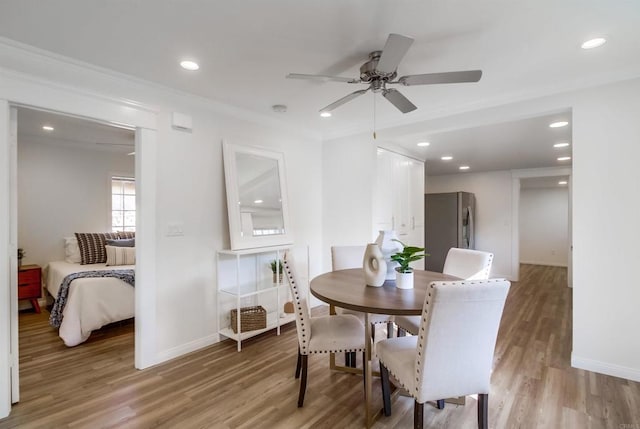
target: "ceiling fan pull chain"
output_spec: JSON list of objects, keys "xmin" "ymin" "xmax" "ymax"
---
[{"xmin": 373, "ymin": 92, "xmax": 377, "ymax": 139}]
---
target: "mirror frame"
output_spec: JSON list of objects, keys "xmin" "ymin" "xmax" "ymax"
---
[{"xmin": 222, "ymin": 141, "xmax": 294, "ymax": 250}]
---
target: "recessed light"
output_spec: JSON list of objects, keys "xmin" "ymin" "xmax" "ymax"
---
[
  {"xmin": 581, "ymin": 38, "xmax": 606, "ymax": 49},
  {"xmin": 42, "ymin": 125, "xmax": 54, "ymax": 131},
  {"xmin": 441, "ymin": 156, "xmax": 453, "ymax": 161},
  {"xmin": 417, "ymin": 141, "xmax": 430, "ymax": 147},
  {"xmin": 549, "ymin": 121, "xmax": 569, "ymax": 128},
  {"xmin": 459, "ymin": 166, "xmax": 470, "ymax": 170},
  {"xmin": 557, "ymin": 156, "xmax": 571, "ymax": 161},
  {"xmin": 320, "ymin": 111, "xmax": 332, "ymax": 118},
  {"xmin": 558, "ymin": 181, "xmax": 568, "ymax": 185},
  {"xmin": 180, "ymin": 60, "xmax": 199, "ymax": 71},
  {"xmin": 553, "ymin": 142, "xmax": 570, "ymax": 148},
  {"xmin": 254, "ymin": 199, "xmax": 263, "ymax": 204}
]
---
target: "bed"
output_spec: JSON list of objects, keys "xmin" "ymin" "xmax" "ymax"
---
[{"xmin": 46, "ymin": 260, "xmax": 135, "ymax": 347}]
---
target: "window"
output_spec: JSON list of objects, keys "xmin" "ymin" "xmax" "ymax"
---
[{"xmin": 111, "ymin": 177, "xmax": 135, "ymax": 232}]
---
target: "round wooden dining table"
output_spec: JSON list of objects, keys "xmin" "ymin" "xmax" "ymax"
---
[{"xmin": 310, "ymin": 268, "xmax": 459, "ymax": 428}]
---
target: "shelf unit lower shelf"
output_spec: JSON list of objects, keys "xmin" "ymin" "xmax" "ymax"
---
[{"xmin": 219, "ymin": 312, "xmax": 296, "ymax": 348}]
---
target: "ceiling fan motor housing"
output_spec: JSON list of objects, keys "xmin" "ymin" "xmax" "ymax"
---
[{"xmin": 360, "ymin": 51, "xmax": 397, "ymax": 84}]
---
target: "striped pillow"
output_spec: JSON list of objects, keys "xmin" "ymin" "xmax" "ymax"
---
[
  {"xmin": 105, "ymin": 245, "xmax": 136, "ymax": 266},
  {"xmin": 117, "ymin": 231, "xmax": 135, "ymax": 240},
  {"xmin": 75, "ymin": 232, "xmax": 119, "ymax": 265}
]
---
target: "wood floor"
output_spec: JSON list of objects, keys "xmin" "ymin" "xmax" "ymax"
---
[{"xmin": 2, "ymin": 264, "xmax": 640, "ymax": 428}]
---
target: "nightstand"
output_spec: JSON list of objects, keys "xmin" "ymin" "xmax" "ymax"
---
[{"xmin": 18, "ymin": 264, "xmax": 42, "ymax": 313}]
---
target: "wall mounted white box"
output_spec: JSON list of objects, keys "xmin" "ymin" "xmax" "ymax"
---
[{"xmin": 172, "ymin": 112, "xmax": 193, "ymax": 131}]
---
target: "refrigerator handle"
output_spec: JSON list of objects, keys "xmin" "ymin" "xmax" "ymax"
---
[{"xmin": 467, "ymin": 206, "xmax": 475, "ymax": 249}]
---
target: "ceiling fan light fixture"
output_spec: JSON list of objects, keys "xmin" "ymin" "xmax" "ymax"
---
[
  {"xmin": 417, "ymin": 141, "xmax": 430, "ymax": 147},
  {"xmin": 180, "ymin": 60, "xmax": 199, "ymax": 71},
  {"xmin": 581, "ymin": 38, "xmax": 606, "ymax": 49},
  {"xmin": 549, "ymin": 121, "xmax": 569, "ymax": 128},
  {"xmin": 320, "ymin": 111, "xmax": 332, "ymax": 118}
]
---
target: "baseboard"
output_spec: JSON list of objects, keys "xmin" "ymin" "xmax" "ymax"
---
[
  {"xmin": 520, "ymin": 260, "xmax": 568, "ymax": 268},
  {"xmin": 155, "ymin": 333, "xmax": 220, "ymax": 365},
  {"xmin": 571, "ymin": 353, "xmax": 640, "ymax": 382}
]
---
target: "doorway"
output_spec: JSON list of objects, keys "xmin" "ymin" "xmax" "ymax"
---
[{"xmin": 1, "ymin": 96, "xmax": 157, "ymax": 415}]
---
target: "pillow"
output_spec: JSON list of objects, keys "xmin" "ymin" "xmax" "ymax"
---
[
  {"xmin": 75, "ymin": 232, "xmax": 119, "ymax": 265},
  {"xmin": 105, "ymin": 238, "xmax": 135, "ymax": 247},
  {"xmin": 117, "ymin": 231, "xmax": 135, "ymax": 240},
  {"xmin": 64, "ymin": 237, "xmax": 81, "ymax": 264},
  {"xmin": 105, "ymin": 245, "xmax": 136, "ymax": 266}
]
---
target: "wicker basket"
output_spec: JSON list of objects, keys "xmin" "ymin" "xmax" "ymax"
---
[{"xmin": 230, "ymin": 306, "xmax": 267, "ymax": 333}]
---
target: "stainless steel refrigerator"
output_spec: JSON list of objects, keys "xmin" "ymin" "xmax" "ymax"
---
[{"xmin": 424, "ymin": 192, "xmax": 475, "ymax": 272}]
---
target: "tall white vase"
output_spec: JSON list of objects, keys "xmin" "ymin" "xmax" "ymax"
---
[
  {"xmin": 375, "ymin": 230, "xmax": 403, "ymax": 281},
  {"xmin": 362, "ymin": 243, "xmax": 387, "ymax": 287}
]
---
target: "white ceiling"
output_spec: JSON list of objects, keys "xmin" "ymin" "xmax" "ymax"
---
[
  {"xmin": 2, "ymin": 1, "xmax": 639, "ymax": 173},
  {"xmin": 17, "ymin": 107, "xmax": 134, "ymax": 153}
]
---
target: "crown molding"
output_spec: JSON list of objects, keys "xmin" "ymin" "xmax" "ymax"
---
[{"xmin": 0, "ymin": 37, "xmax": 321, "ymax": 141}]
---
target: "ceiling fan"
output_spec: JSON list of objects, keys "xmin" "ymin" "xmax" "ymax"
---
[{"xmin": 287, "ymin": 33, "xmax": 482, "ymax": 114}]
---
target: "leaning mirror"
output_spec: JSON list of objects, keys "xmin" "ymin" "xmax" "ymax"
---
[{"xmin": 222, "ymin": 141, "xmax": 293, "ymax": 250}]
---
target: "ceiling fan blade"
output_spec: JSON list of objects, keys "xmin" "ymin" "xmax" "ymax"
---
[
  {"xmin": 397, "ymin": 70, "xmax": 483, "ymax": 86},
  {"xmin": 376, "ymin": 33, "xmax": 414, "ymax": 75},
  {"xmin": 286, "ymin": 73, "xmax": 359, "ymax": 84},
  {"xmin": 320, "ymin": 89, "xmax": 369, "ymax": 112},
  {"xmin": 382, "ymin": 89, "xmax": 417, "ymax": 114}
]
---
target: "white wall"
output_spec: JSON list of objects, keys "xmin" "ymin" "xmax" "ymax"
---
[
  {"xmin": 570, "ymin": 79, "xmax": 640, "ymax": 381},
  {"xmin": 17, "ymin": 140, "xmax": 134, "ymax": 268},
  {"xmin": 519, "ymin": 187, "xmax": 568, "ymax": 266},
  {"xmin": 0, "ymin": 41, "xmax": 323, "ymax": 374},
  {"xmin": 426, "ymin": 171, "xmax": 514, "ymax": 279}
]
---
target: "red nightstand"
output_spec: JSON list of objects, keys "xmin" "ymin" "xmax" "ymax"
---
[{"xmin": 18, "ymin": 264, "xmax": 42, "ymax": 313}]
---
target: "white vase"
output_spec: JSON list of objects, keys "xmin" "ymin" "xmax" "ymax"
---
[
  {"xmin": 395, "ymin": 270, "xmax": 414, "ymax": 289},
  {"xmin": 362, "ymin": 243, "xmax": 387, "ymax": 287},
  {"xmin": 375, "ymin": 230, "xmax": 403, "ymax": 280}
]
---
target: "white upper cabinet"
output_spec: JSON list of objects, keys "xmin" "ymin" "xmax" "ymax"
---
[{"xmin": 373, "ymin": 148, "xmax": 425, "ymax": 248}]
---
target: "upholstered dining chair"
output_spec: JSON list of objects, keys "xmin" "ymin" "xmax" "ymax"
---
[
  {"xmin": 283, "ymin": 252, "xmax": 366, "ymax": 407},
  {"xmin": 376, "ymin": 279, "xmax": 510, "ymax": 429},
  {"xmin": 395, "ymin": 248, "xmax": 494, "ymax": 337},
  {"xmin": 331, "ymin": 245, "xmax": 394, "ymax": 367}
]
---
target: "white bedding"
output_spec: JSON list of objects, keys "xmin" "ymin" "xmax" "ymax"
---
[{"xmin": 46, "ymin": 261, "xmax": 135, "ymax": 347}]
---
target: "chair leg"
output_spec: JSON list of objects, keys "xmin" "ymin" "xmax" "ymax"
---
[
  {"xmin": 436, "ymin": 399, "xmax": 445, "ymax": 409},
  {"xmin": 478, "ymin": 393, "xmax": 488, "ymax": 429},
  {"xmin": 297, "ymin": 354, "xmax": 308, "ymax": 407},
  {"xmin": 380, "ymin": 364, "xmax": 392, "ymax": 417},
  {"xmin": 414, "ymin": 401, "xmax": 424, "ymax": 429},
  {"xmin": 387, "ymin": 321, "xmax": 394, "ymax": 338},
  {"xmin": 295, "ymin": 348, "xmax": 302, "ymax": 379}
]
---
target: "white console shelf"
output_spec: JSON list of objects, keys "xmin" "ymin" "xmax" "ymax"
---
[{"xmin": 216, "ymin": 245, "xmax": 308, "ymax": 351}]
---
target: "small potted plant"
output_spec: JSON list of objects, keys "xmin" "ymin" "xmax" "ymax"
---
[
  {"xmin": 270, "ymin": 259, "xmax": 284, "ymax": 284},
  {"xmin": 390, "ymin": 239, "xmax": 426, "ymax": 289},
  {"xmin": 17, "ymin": 248, "xmax": 25, "ymax": 267}
]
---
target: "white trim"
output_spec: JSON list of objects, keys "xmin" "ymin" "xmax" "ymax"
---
[
  {"xmin": 134, "ymin": 128, "xmax": 158, "ymax": 369},
  {"xmin": 572, "ymin": 353, "xmax": 640, "ymax": 383},
  {"xmin": 0, "ymin": 100, "xmax": 11, "ymax": 418},
  {"xmin": 155, "ymin": 334, "xmax": 220, "ymax": 364}
]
